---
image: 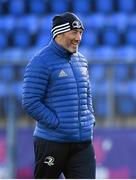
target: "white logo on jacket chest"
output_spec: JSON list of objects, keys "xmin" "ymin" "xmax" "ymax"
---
[{"xmin": 58, "ymin": 70, "xmax": 68, "ymax": 77}]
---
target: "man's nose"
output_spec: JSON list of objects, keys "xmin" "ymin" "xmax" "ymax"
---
[{"xmin": 75, "ymin": 32, "xmax": 82, "ymax": 41}]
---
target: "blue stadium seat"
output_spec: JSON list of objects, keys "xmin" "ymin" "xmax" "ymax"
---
[
  {"xmin": 17, "ymin": 15, "xmax": 39, "ymax": 34},
  {"xmin": 12, "ymin": 28, "xmax": 31, "ymax": 48},
  {"xmin": 94, "ymin": 95, "xmax": 108, "ymax": 117},
  {"xmin": 107, "ymin": 13, "xmax": 129, "ymax": 32},
  {"xmin": 3, "ymin": 48, "xmax": 24, "ymax": 62},
  {"xmin": 0, "ymin": 50, "xmax": 3, "ymax": 60},
  {"xmin": 95, "ymin": 0, "xmax": 113, "ymax": 13},
  {"xmin": 29, "ymin": 0, "xmax": 47, "ymax": 15},
  {"xmin": 84, "ymin": 14, "xmax": 105, "ymax": 30},
  {"xmin": 35, "ymin": 30, "xmax": 51, "ymax": 48},
  {"xmin": 116, "ymin": 95, "xmax": 135, "ymax": 116},
  {"xmin": 0, "ymin": 29, "xmax": 8, "ymax": 49},
  {"xmin": 93, "ymin": 82, "xmax": 109, "ymax": 117},
  {"xmin": 12, "ymin": 82, "xmax": 23, "ymax": 101},
  {"xmin": 0, "ymin": 83, "xmax": 7, "ymax": 98},
  {"xmin": 19, "ymin": 67, "xmax": 25, "ymax": 80},
  {"xmin": 117, "ymin": 0, "xmax": 135, "ymax": 13},
  {"xmin": 0, "ymin": 1, "xmax": 5, "ymax": 14},
  {"xmin": 114, "ymin": 65, "xmax": 129, "ymax": 81},
  {"xmin": 8, "ymin": 0, "xmax": 25, "ymax": 15},
  {"xmin": 2, "ymin": 15, "xmax": 15, "ymax": 32},
  {"xmin": 26, "ymin": 15, "xmax": 39, "ymax": 34},
  {"xmin": 89, "ymin": 65, "xmax": 106, "ymax": 82},
  {"xmin": 126, "ymin": 28, "xmax": 136, "ymax": 46},
  {"xmin": 40, "ymin": 15, "xmax": 53, "ymax": 31},
  {"xmin": 1, "ymin": 67, "xmax": 14, "ymax": 82},
  {"xmin": 116, "ymin": 46, "xmax": 136, "ymax": 61},
  {"xmin": 93, "ymin": 81, "xmax": 109, "ymax": 96},
  {"xmin": 130, "ymin": 81, "xmax": 136, "ymax": 100},
  {"xmin": 72, "ymin": 0, "xmax": 92, "ymax": 14},
  {"xmin": 82, "ymin": 30, "xmax": 99, "ymax": 47},
  {"xmin": 115, "ymin": 81, "xmax": 136, "ymax": 116},
  {"xmin": 134, "ymin": 65, "xmax": 136, "ymax": 79},
  {"xmin": 129, "ymin": 14, "xmax": 136, "ymax": 28},
  {"xmin": 93, "ymin": 46, "xmax": 115, "ymax": 61},
  {"xmin": 128, "ymin": 14, "xmax": 136, "ymax": 28},
  {"xmin": 102, "ymin": 28, "xmax": 120, "ymax": 46},
  {"xmin": 50, "ymin": 0, "xmax": 69, "ymax": 13},
  {"xmin": 79, "ymin": 46, "xmax": 94, "ymax": 61}
]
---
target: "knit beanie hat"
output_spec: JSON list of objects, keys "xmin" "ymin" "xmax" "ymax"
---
[{"xmin": 51, "ymin": 12, "xmax": 84, "ymax": 38}]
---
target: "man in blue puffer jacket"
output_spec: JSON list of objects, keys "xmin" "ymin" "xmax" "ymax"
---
[{"xmin": 22, "ymin": 12, "xmax": 96, "ymax": 179}]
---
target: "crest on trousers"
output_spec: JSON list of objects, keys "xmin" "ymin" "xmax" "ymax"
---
[{"xmin": 44, "ymin": 156, "xmax": 55, "ymax": 166}]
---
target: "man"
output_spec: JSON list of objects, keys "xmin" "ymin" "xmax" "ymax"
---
[{"xmin": 22, "ymin": 12, "xmax": 96, "ymax": 179}]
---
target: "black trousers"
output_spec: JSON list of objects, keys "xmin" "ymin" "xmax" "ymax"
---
[{"xmin": 34, "ymin": 136, "xmax": 96, "ymax": 179}]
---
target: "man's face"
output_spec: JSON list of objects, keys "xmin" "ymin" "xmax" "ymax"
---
[{"xmin": 58, "ymin": 29, "xmax": 83, "ymax": 53}]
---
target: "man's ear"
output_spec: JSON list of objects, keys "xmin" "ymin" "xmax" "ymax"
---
[
  {"xmin": 55, "ymin": 34, "xmax": 62, "ymax": 41},
  {"xmin": 57, "ymin": 34, "xmax": 62, "ymax": 39}
]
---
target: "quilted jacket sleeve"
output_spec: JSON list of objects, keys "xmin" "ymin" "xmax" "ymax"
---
[
  {"xmin": 22, "ymin": 56, "xmax": 59, "ymax": 129},
  {"xmin": 87, "ymin": 79, "xmax": 95, "ymax": 115},
  {"xmin": 86, "ymin": 62, "xmax": 95, "ymax": 117}
]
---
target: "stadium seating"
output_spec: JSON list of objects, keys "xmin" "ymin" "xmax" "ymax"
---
[
  {"xmin": 89, "ymin": 65, "xmax": 106, "ymax": 82},
  {"xmin": 35, "ymin": 30, "xmax": 51, "ymax": 48},
  {"xmin": 94, "ymin": 95, "xmax": 109, "ymax": 117},
  {"xmin": 92, "ymin": 81, "xmax": 109, "ymax": 117},
  {"xmin": 0, "ymin": 1, "xmax": 4, "ymax": 14},
  {"xmin": 92, "ymin": 46, "xmax": 115, "ymax": 61},
  {"xmin": 129, "ymin": 14, "xmax": 136, "ymax": 28},
  {"xmin": 0, "ymin": 83, "xmax": 8, "ymax": 98},
  {"xmin": 16, "ymin": 15, "xmax": 39, "ymax": 34},
  {"xmin": 116, "ymin": 95, "xmax": 135, "ymax": 116},
  {"xmin": 116, "ymin": 45, "xmax": 136, "ymax": 61},
  {"xmin": 40, "ymin": 15, "xmax": 54, "ymax": 31},
  {"xmin": 134, "ymin": 65, "xmax": 136, "ymax": 79},
  {"xmin": 0, "ymin": 29, "xmax": 8, "ymax": 49},
  {"xmin": 8, "ymin": 0, "xmax": 25, "ymax": 15},
  {"xmin": 82, "ymin": 29, "xmax": 99, "ymax": 47},
  {"xmin": 126, "ymin": 27, "xmax": 136, "ymax": 46},
  {"xmin": 11, "ymin": 81, "xmax": 23, "ymax": 101},
  {"xmin": 1, "ymin": 67, "xmax": 14, "ymax": 82},
  {"xmin": 117, "ymin": 0, "xmax": 135, "ymax": 13},
  {"xmin": 0, "ymin": 15, "xmax": 15, "ymax": 32},
  {"xmin": 12, "ymin": 28, "xmax": 31, "ymax": 48},
  {"xmin": 3, "ymin": 48, "xmax": 24, "ymax": 62},
  {"xmin": 102, "ymin": 27, "xmax": 120, "ymax": 46},
  {"xmin": 72, "ymin": 0, "xmax": 92, "ymax": 14},
  {"xmin": 115, "ymin": 81, "xmax": 136, "ymax": 116},
  {"xmin": 95, "ymin": 0, "xmax": 114, "ymax": 13},
  {"xmin": 106, "ymin": 13, "xmax": 129, "ymax": 32},
  {"xmin": 50, "ymin": 0, "xmax": 69, "ymax": 13},
  {"xmin": 113, "ymin": 65, "xmax": 129, "ymax": 81},
  {"xmin": 28, "ymin": 0, "xmax": 47, "ymax": 15},
  {"xmin": 84, "ymin": 14, "xmax": 106, "ymax": 30}
]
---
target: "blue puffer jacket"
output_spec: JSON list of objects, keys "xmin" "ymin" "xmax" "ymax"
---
[{"xmin": 22, "ymin": 39, "xmax": 95, "ymax": 142}]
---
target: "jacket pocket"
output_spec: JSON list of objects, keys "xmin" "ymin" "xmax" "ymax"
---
[{"xmin": 39, "ymin": 110, "xmax": 60, "ymax": 130}]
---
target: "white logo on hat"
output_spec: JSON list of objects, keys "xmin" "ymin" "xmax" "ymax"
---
[{"xmin": 72, "ymin": 21, "xmax": 82, "ymax": 29}]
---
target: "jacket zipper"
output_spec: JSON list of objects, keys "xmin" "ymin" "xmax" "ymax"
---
[{"xmin": 68, "ymin": 59, "xmax": 81, "ymax": 140}]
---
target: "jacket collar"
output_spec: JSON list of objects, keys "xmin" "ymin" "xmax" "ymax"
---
[{"xmin": 49, "ymin": 39, "xmax": 72, "ymax": 59}]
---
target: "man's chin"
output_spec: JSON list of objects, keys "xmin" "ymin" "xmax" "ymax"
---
[{"xmin": 69, "ymin": 48, "xmax": 78, "ymax": 53}]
